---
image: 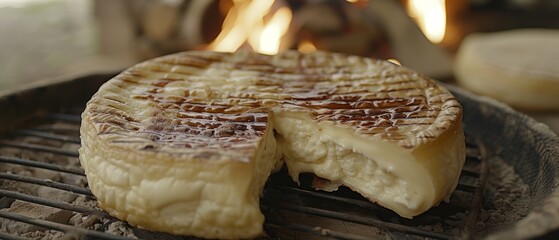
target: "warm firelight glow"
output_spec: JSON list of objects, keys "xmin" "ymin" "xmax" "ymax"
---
[
  {"xmin": 297, "ymin": 40, "xmax": 317, "ymax": 53},
  {"xmin": 407, "ymin": 0, "xmax": 446, "ymax": 44},
  {"xmin": 259, "ymin": 7, "xmax": 292, "ymax": 54},
  {"xmin": 207, "ymin": 0, "xmax": 292, "ymax": 54}
]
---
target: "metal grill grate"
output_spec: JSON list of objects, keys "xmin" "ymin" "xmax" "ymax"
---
[{"xmin": 0, "ymin": 111, "xmax": 487, "ymax": 240}]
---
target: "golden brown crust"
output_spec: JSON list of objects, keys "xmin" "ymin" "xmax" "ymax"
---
[{"xmin": 86, "ymin": 50, "xmax": 460, "ymax": 159}]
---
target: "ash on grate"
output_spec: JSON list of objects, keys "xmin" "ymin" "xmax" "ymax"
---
[
  {"xmin": 0, "ymin": 200, "xmax": 73, "ymax": 234},
  {"xmin": 473, "ymin": 157, "xmax": 531, "ymax": 238}
]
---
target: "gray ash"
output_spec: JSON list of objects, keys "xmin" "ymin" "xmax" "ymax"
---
[{"xmin": 474, "ymin": 157, "xmax": 531, "ymax": 238}]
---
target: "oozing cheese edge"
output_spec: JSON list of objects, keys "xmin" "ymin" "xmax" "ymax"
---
[{"xmin": 273, "ymin": 110, "xmax": 441, "ymax": 218}]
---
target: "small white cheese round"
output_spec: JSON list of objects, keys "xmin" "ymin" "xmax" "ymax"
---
[{"xmin": 455, "ymin": 29, "xmax": 559, "ymax": 111}]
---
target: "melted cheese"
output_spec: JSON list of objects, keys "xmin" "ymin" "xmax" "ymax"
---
[
  {"xmin": 80, "ymin": 50, "xmax": 465, "ymax": 239},
  {"xmin": 273, "ymin": 111, "xmax": 464, "ymax": 217}
]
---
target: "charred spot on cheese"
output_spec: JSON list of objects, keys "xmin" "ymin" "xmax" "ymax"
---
[{"xmin": 79, "ymin": 50, "xmax": 465, "ymax": 239}]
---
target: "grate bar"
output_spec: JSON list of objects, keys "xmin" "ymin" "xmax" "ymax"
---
[
  {"xmin": 0, "ymin": 232, "xmax": 30, "ymax": 240},
  {"xmin": 262, "ymin": 198, "xmax": 452, "ymax": 240},
  {"xmin": 0, "ymin": 211, "xmax": 131, "ymax": 240},
  {"xmin": 265, "ymin": 219, "xmax": 372, "ymax": 240},
  {"xmin": 46, "ymin": 113, "xmax": 82, "ymax": 123},
  {"xmin": 267, "ymin": 184, "xmax": 391, "ymax": 214},
  {"xmin": 0, "ymin": 189, "xmax": 105, "ymax": 217},
  {"xmin": 464, "ymin": 140, "xmax": 489, "ymax": 238},
  {"xmin": 0, "ymin": 172, "xmax": 92, "ymax": 196},
  {"xmin": 455, "ymin": 183, "xmax": 476, "ymax": 192},
  {"xmin": 32, "ymin": 123, "xmax": 80, "ymax": 133},
  {"xmin": 465, "ymin": 153, "xmax": 482, "ymax": 162},
  {"xmin": 0, "ymin": 156, "xmax": 84, "ymax": 176},
  {"xmin": 0, "ymin": 140, "xmax": 79, "ymax": 157},
  {"xmin": 460, "ymin": 169, "xmax": 480, "ymax": 177},
  {"xmin": 15, "ymin": 129, "xmax": 81, "ymax": 144}
]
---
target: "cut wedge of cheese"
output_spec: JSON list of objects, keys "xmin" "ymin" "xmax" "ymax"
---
[
  {"xmin": 455, "ymin": 29, "xmax": 559, "ymax": 111},
  {"xmin": 79, "ymin": 50, "xmax": 465, "ymax": 239}
]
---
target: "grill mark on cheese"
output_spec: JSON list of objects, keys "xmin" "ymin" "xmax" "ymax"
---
[
  {"xmin": 87, "ymin": 51, "xmax": 461, "ymax": 154},
  {"xmin": 89, "ymin": 108, "xmax": 139, "ymax": 124},
  {"xmin": 163, "ymin": 55, "xmax": 215, "ymax": 68}
]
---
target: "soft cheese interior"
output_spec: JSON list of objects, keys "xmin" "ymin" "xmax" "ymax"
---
[{"xmin": 272, "ymin": 111, "xmax": 464, "ymax": 218}]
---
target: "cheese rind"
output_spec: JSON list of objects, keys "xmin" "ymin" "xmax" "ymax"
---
[
  {"xmin": 455, "ymin": 29, "xmax": 559, "ymax": 110},
  {"xmin": 79, "ymin": 50, "xmax": 465, "ymax": 239},
  {"xmin": 80, "ymin": 115, "xmax": 278, "ymax": 238}
]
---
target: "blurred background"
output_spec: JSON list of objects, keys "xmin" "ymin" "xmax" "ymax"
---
[{"xmin": 0, "ymin": 0, "xmax": 558, "ymax": 128}]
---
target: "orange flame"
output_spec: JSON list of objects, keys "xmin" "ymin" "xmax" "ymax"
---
[
  {"xmin": 207, "ymin": 0, "xmax": 292, "ymax": 54},
  {"xmin": 297, "ymin": 40, "xmax": 317, "ymax": 53},
  {"xmin": 407, "ymin": 0, "xmax": 446, "ymax": 44}
]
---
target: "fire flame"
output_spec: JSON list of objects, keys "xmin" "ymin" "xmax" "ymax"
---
[
  {"xmin": 297, "ymin": 40, "xmax": 317, "ymax": 53},
  {"xmin": 407, "ymin": 0, "xmax": 446, "ymax": 44},
  {"xmin": 207, "ymin": 0, "xmax": 292, "ymax": 54},
  {"xmin": 258, "ymin": 7, "xmax": 292, "ymax": 54}
]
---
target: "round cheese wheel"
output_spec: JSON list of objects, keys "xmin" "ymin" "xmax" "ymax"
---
[
  {"xmin": 454, "ymin": 29, "xmax": 559, "ymax": 111},
  {"xmin": 80, "ymin": 50, "xmax": 465, "ymax": 239}
]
